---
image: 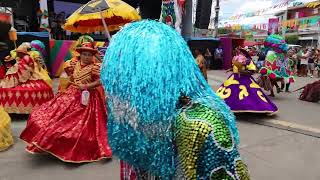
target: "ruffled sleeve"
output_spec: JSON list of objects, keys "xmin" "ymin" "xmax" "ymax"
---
[
  {"xmin": 91, "ymin": 63, "xmax": 101, "ymax": 81},
  {"xmin": 0, "ymin": 55, "xmax": 35, "ymax": 88}
]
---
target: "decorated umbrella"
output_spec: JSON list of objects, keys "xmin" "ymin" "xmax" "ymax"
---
[
  {"xmin": 64, "ymin": 0, "xmax": 141, "ymax": 40},
  {"xmin": 306, "ymin": 1, "xmax": 320, "ymax": 8}
]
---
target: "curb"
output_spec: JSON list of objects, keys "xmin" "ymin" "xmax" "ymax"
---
[{"xmin": 250, "ymin": 119, "xmax": 320, "ymax": 138}]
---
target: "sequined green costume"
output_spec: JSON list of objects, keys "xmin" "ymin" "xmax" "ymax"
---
[{"xmin": 175, "ymin": 103, "xmax": 249, "ymax": 180}]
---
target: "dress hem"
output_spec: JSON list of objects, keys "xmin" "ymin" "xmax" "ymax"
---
[
  {"xmin": 21, "ymin": 138, "xmax": 112, "ymax": 163},
  {"xmin": 232, "ymin": 109, "xmax": 278, "ymax": 115},
  {"xmin": 0, "ymin": 144, "xmax": 14, "ymax": 152}
]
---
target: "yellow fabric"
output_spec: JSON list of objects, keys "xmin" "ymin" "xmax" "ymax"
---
[
  {"xmin": 63, "ymin": 60, "xmax": 72, "ymax": 69},
  {"xmin": 59, "ymin": 72, "xmax": 71, "ymax": 92},
  {"xmin": 37, "ymin": 68, "xmax": 53, "ymax": 87},
  {"xmin": 306, "ymin": 1, "xmax": 320, "ymax": 8},
  {"xmin": 64, "ymin": 0, "xmax": 141, "ymax": 33},
  {"xmin": 246, "ymin": 61, "xmax": 257, "ymax": 71},
  {"xmin": 28, "ymin": 51, "xmax": 52, "ymax": 87},
  {"xmin": 0, "ymin": 107, "xmax": 14, "ymax": 151},
  {"xmin": 223, "ymin": 75, "xmax": 240, "ymax": 87},
  {"xmin": 216, "ymin": 87, "xmax": 231, "ymax": 99}
]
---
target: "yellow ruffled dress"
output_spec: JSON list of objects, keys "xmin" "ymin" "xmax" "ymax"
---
[{"xmin": 0, "ymin": 107, "xmax": 14, "ymax": 151}]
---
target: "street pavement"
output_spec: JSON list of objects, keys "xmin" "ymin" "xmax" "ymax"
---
[{"xmin": 1, "ymin": 72, "xmax": 319, "ymax": 180}]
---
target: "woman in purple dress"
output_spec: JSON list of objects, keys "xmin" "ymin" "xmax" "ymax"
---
[{"xmin": 217, "ymin": 48, "xmax": 278, "ymax": 114}]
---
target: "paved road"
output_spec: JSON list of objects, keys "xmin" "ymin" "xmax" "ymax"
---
[{"xmin": 1, "ymin": 72, "xmax": 319, "ymax": 180}]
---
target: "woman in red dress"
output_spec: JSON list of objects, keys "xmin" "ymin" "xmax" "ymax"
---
[
  {"xmin": 20, "ymin": 43, "xmax": 112, "ymax": 163},
  {"xmin": 0, "ymin": 45, "xmax": 54, "ymax": 114}
]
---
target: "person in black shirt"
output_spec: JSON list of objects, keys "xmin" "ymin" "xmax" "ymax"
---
[{"xmin": 256, "ymin": 49, "xmax": 266, "ymax": 70}]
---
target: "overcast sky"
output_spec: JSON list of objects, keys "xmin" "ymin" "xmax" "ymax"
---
[{"xmin": 219, "ymin": 0, "xmax": 316, "ymax": 25}]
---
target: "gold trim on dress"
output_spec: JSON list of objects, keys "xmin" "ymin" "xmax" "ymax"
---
[{"xmin": 20, "ymin": 136, "xmax": 112, "ymax": 163}]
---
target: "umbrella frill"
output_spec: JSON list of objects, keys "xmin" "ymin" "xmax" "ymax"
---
[{"xmin": 64, "ymin": 0, "xmax": 141, "ymax": 33}]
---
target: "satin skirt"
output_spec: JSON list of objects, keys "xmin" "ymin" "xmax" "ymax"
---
[
  {"xmin": 217, "ymin": 73, "xmax": 278, "ymax": 114},
  {"xmin": 0, "ymin": 107, "xmax": 14, "ymax": 151},
  {"xmin": 20, "ymin": 85, "xmax": 112, "ymax": 163},
  {"xmin": 0, "ymin": 80, "xmax": 54, "ymax": 114}
]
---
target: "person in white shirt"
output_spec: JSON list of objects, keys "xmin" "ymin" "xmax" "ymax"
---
[{"xmin": 299, "ymin": 49, "xmax": 309, "ymax": 77}]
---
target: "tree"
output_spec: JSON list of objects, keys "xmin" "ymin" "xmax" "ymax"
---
[
  {"xmin": 218, "ymin": 27, "xmax": 232, "ymax": 34},
  {"xmin": 285, "ymin": 35, "xmax": 299, "ymax": 44}
]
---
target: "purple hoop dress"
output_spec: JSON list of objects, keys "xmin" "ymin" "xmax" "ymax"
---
[{"xmin": 217, "ymin": 60, "xmax": 278, "ymax": 114}]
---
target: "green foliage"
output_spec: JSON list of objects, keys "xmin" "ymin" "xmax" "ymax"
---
[
  {"xmin": 285, "ymin": 34, "xmax": 299, "ymax": 44},
  {"xmin": 218, "ymin": 28, "xmax": 232, "ymax": 34}
]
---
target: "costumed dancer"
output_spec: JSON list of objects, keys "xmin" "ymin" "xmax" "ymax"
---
[
  {"xmin": 30, "ymin": 40, "xmax": 48, "ymax": 70},
  {"xmin": 195, "ymin": 49, "xmax": 208, "ymax": 80},
  {"xmin": 0, "ymin": 107, "xmax": 14, "ymax": 151},
  {"xmin": 216, "ymin": 48, "xmax": 278, "ymax": 114},
  {"xmin": 296, "ymin": 80, "xmax": 320, "ymax": 103},
  {"xmin": 68, "ymin": 35, "xmax": 100, "ymax": 64},
  {"xmin": 29, "ymin": 40, "xmax": 52, "ymax": 87},
  {"xmin": 258, "ymin": 34, "xmax": 295, "ymax": 97},
  {"xmin": 0, "ymin": 45, "xmax": 54, "ymax": 114},
  {"xmin": 101, "ymin": 20, "xmax": 249, "ymax": 179},
  {"xmin": 57, "ymin": 35, "xmax": 99, "ymax": 91},
  {"xmin": 20, "ymin": 43, "xmax": 112, "ymax": 163}
]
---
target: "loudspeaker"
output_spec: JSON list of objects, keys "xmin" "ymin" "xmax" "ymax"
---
[{"xmin": 194, "ymin": 0, "xmax": 213, "ymax": 29}]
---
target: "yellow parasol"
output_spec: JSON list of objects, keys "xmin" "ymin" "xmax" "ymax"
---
[
  {"xmin": 63, "ymin": 0, "xmax": 140, "ymax": 40},
  {"xmin": 306, "ymin": 1, "xmax": 320, "ymax": 8}
]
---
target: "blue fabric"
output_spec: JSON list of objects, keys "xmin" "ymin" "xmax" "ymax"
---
[
  {"xmin": 100, "ymin": 20, "xmax": 239, "ymax": 178},
  {"xmin": 17, "ymin": 32, "xmax": 50, "ymax": 38}
]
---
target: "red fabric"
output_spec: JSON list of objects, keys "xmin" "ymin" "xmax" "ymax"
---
[
  {"xmin": 0, "ymin": 80, "xmax": 54, "ymax": 114},
  {"xmin": 120, "ymin": 161, "xmax": 137, "ymax": 180},
  {"xmin": 0, "ymin": 66, "xmax": 5, "ymax": 79},
  {"xmin": 20, "ymin": 85, "xmax": 112, "ymax": 163},
  {"xmin": 75, "ymin": 16, "xmax": 132, "ymax": 27},
  {"xmin": 299, "ymin": 80, "xmax": 320, "ymax": 102}
]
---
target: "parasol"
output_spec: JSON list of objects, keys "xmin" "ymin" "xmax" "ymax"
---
[
  {"xmin": 63, "ymin": 0, "xmax": 141, "ymax": 40},
  {"xmin": 306, "ymin": 1, "xmax": 320, "ymax": 8}
]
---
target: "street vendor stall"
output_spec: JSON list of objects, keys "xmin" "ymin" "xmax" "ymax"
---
[{"xmin": 186, "ymin": 37, "xmax": 221, "ymax": 70}]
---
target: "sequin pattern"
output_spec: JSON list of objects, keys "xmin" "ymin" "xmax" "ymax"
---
[{"xmin": 175, "ymin": 103, "xmax": 250, "ymax": 180}]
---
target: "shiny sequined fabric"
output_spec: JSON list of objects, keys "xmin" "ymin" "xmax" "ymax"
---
[
  {"xmin": 175, "ymin": 103, "xmax": 249, "ymax": 180},
  {"xmin": 101, "ymin": 20, "xmax": 243, "ymax": 179}
]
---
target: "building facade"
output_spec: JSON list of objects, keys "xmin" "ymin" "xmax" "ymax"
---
[{"xmin": 276, "ymin": 4, "xmax": 320, "ymax": 47}]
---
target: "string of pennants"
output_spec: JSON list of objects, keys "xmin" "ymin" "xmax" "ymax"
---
[
  {"xmin": 222, "ymin": 16, "xmax": 320, "ymax": 31},
  {"xmin": 281, "ymin": 16, "xmax": 320, "ymax": 29},
  {"xmin": 222, "ymin": 23, "xmax": 268, "ymax": 30},
  {"xmin": 229, "ymin": 0, "xmax": 296, "ymax": 20}
]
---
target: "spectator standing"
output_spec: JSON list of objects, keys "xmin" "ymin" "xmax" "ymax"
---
[
  {"xmin": 214, "ymin": 47, "xmax": 223, "ymax": 69},
  {"xmin": 315, "ymin": 49, "xmax": 320, "ymax": 78},
  {"xmin": 50, "ymin": 13, "xmax": 58, "ymax": 39},
  {"xmin": 299, "ymin": 48, "xmax": 309, "ymax": 77},
  {"xmin": 308, "ymin": 48, "xmax": 316, "ymax": 78},
  {"xmin": 256, "ymin": 49, "xmax": 266, "ymax": 70},
  {"xmin": 195, "ymin": 49, "xmax": 207, "ymax": 80},
  {"xmin": 204, "ymin": 48, "xmax": 212, "ymax": 70}
]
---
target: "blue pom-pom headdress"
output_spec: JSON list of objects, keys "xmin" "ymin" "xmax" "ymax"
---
[
  {"xmin": 264, "ymin": 34, "xmax": 288, "ymax": 53},
  {"xmin": 101, "ymin": 20, "xmax": 238, "ymax": 178},
  {"xmin": 30, "ymin": 40, "xmax": 46, "ymax": 58}
]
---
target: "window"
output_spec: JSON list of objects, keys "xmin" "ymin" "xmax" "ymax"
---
[{"xmin": 313, "ymin": 8, "xmax": 319, "ymax": 15}]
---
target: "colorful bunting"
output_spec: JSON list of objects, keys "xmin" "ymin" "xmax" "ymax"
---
[
  {"xmin": 281, "ymin": 16, "xmax": 320, "ymax": 29},
  {"xmin": 229, "ymin": 0, "xmax": 295, "ymax": 20}
]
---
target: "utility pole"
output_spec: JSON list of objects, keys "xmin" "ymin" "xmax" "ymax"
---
[
  {"xmin": 181, "ymin": 0, "xmax": 193, "ymax": 38},
  {"xmin": 213, "ymin": 0, "xmax": 220, "ymax": 37}
]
